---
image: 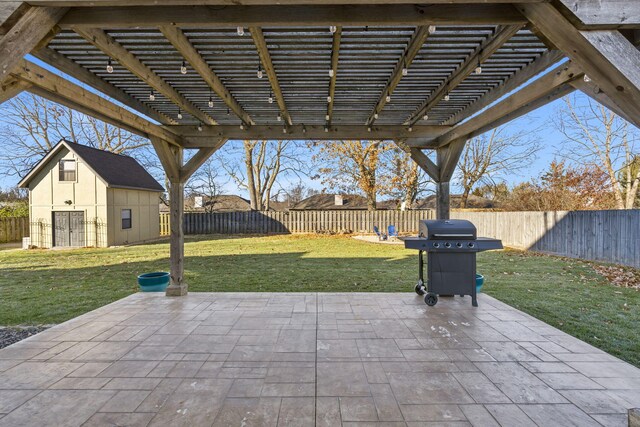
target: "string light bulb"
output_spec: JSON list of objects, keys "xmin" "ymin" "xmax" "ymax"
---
[
  {"xmin": 180, "ymin": 61, "xmax": 187, "ymax": 75},
  {"xmin": 423, "ymin": 114, "xmax": 429, "ymax": 121},
  {"xmin": 475, "ymin": 65, "xmax": 482, "ymax": 75},
  {"xmin": 227, "ymin": 108, "xmax": 230, "ymax": 116},
  {"xmin": 386, "ymin": 92, "xmax": 391, "ymax": 103},
  {"xmin": 268, "ymin": 91, "xmax": 274, "ymax": 104},
  {"xmin": 197, "ymin": 123, "xmax": 203, "ymax": 132},
  {"xmin": 277, "ymin": 113, "xmax": 282, "ymax": 122},
  {"xmin": 237, "ymin": 26, "xmax": 244, "ymax": 36},
  {"xmin": 408, "ymin": 126, "xmax": 413, "ymax": 132},
  {"xmin": 149, "ymin": 91, "xmax": 155, "ymax": 101},
  {"xmin": 329, "ymin": 69, "xmax": 334, "ymax": 77},
  {"xmin": 282, "ymin": 126, "xmax": 288, "ymax": 134},
  {"xmin": 302, "ymin": 125, "xmax": 307, "ymax": 134},
  {"xmin": 402, "ymin": 60, "xmax": 408, "ymax": 76},
  {"xmin": 329, "ymin": 25, "xmax": 337, "ymax": 34},
  {"xmin": 257, "ymin": 63, "xmax": 263, "ymax": 79},
  {"xmin": 240, "ymin": 123, "xmax": 245, "ymax": 130},
  {"xmin": 583, "ymin": 74, "xmax": 591, "ymax": 83},
  {"xmin": 325, "ymin": 114, "xmax": 330, "ymax": 121},
  {"xmin": 367, "ymin": 126, "xmax": 372, "ymax": 132},
  {"xmin": 444, "ymin": 93, "xmax": 450, "ymax": 101},
  {"xmin": 428, "ymin": 25, "xmax": 436, "ymax": 34},
  {"xmin": 374, "ymin": 113, "xmax": 379, "ymax": 120},
  {"xmin": 324, "ymin": 124, "xmax": 329, "ymax": 133},
  {"xmin": 106, "ymin": 59, "xmax": 113, "ymax": 74},
  {"xmin": 327, "ymin": 96, "xmax": 332, "ymax": 103},
  {"xmin": 208, "ymin": 95, "xmax": 214, "ymax": 108},
  {"xmin": 177, "ymin": 109, "xmax": 183, "ymax": 120}
]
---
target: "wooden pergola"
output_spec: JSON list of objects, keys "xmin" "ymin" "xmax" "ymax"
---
[{"xmin": 1, "ymin": 0, "xmax": 639, "ymax": 296}]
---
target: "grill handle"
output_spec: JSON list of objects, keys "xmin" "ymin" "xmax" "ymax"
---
[{"xmin": 431, "ymin": 234, "xmax": 475, "ymax": 238}]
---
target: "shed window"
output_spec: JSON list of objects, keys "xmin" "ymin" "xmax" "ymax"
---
[
  {"xmin": 59, "ymin": 160, "xmax": 76, "ymax": 181},
  {"xmin": 121, "ymin": 209, "xmax": 132, "ymax": 229}
]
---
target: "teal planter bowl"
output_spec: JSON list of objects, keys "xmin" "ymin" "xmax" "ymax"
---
[
  {"xmin": 476, "ymin": 273, "xmax": 485, "ymax": 293},
  {"xmin": 137, "ymin": 272, "xmax": 170, "ymax": 292}
]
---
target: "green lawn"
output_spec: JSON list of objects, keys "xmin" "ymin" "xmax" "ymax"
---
[{"xmin": 0, "ymin": 234, "xmax": 638, "ymax": 367}]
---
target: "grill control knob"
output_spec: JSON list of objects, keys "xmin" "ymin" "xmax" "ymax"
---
[
  {"xmin": 433, "ymin": 242, "xmax": 440, "ymax": 248},
  {"xmin": 444, "ymin": 242, "xmax": 451, "ymax": 248},
  {"xmin": 456, "ymin": 242, "xmax": 462, "ymax": 248},
  {"xmin": 468, "ymin": 242, "xmax": 475, "ymax": 248}
]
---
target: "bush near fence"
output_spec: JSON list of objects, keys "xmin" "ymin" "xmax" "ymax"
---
[
  {"xmin": 0, "ymin": 217, "xmax": 29, "ymax": 244},
  {"xmin": 160, "ymin": 209, "xmax": 640, "ymax": 269}
]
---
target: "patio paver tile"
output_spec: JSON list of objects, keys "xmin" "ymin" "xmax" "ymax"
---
[{"xmin": 0, "ymin": 292, "xmax": 638, "ymax": 426}]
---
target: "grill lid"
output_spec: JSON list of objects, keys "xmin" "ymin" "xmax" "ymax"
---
[{"xmin": 419, "ymin": 219, "xmax": 477, "ymax": 240}]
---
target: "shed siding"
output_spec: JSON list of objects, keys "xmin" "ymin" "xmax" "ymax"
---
[
  {"xmin": 106, "ymin": 188, "xmax": 160, "ymax": 246},
  {"xmin": 28, "ymin": 147, "xmax": 108, "ymax": 248}
]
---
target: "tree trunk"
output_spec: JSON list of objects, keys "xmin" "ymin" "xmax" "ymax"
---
[{"xmin": 460, "ymin": 188, "xmax": 471, "ymax": 208}]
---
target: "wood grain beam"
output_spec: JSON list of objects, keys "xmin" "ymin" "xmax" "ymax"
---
[
  {"xmin": 409, "ymin": 148, "xmax": 439, "ymax": 181},
  {"xmin": 430, "ymin": 61, "xmax": 583, "ymax": 148},
  {"xmin": 32, "ymin": 47, "xmax": 175, "ymax": 125},
  {"xmin": 325, "ymin": 26, "xmax": 341, "ymax": 126},
  {"xmin": 367, "ymin": 25, "xmax": 434, "ymax": 126},
  {"xmin": 0, "ymin": 2, "xmax": 28, "ymax": 36},
  {"xmin": 519, "ymin": 3, "xmax": 640, "ymax": 129},
  {"xmin": 11, "ymin": 59, "xmax": 182, "ymax": 145},
  {"xmin": 160, "ymin": 24, "xmax": 254, "ymax": 126},
  {"xmin": 556, "ymin": 0, "xmax": 640, "ymax": 29},
  {"xmin": 406, "ymin": 24, "xmax": 522, "ymax": 126},
  {"xmin": 438, "ymin": 138, "xmax": 466, "ymax": 182},
  {"xmin": 0, "ymin": 77, "xmax": 30, "ymax": 104},
  {"xmin": 0, "ymin": 6, "xmax": 67, "ymax": 83},
  {"xmin": 30, "ymin": 0, "xmax": 546, "ymax": 5},
  {"xmin": 250, "ymin": 26, "xmax": 292, "ymax": 126},
  {"xmin": 59, "ymin": 4, "xmax": 528, "ymax": 29},
  {"xmin": 571, "ymin": 78, "xmax": 640, "ymax": 128},
  {"xmin": 150, "ymin": 136, "xmax": 180, "ymax": 181},
  {"xmin": 173, "ymin": 124, "xmax": 450, "ymax": 146},
  {"xmin": 442, "ymin": 49, "xmax": 565, "ymax": 126},
  {"xmin": 181, "ymin": 140, "xmax": 227, "ymax": 181},
  {"xmin": 73, "ymin": 27, "xmax": 216, "ymax": 126}
]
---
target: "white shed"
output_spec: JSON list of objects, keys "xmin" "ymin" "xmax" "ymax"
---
[{"xmin": 19, "ymin": 139, "xmax": 164, "ymax": 248}]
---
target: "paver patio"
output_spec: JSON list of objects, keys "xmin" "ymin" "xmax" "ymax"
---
[{"xmin": 0, "ymin": 292, "xmax": 638, "ymax": 426}]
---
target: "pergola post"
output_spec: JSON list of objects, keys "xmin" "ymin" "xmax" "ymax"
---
[
  {"xmin": 167, "ymin": 146, "xmax": 186, "ymax": 296},
  {"xmin": 435, "ymin": 138, "xmax": 467, "ymax": 220}
]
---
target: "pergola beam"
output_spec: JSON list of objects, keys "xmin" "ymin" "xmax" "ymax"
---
[
  {"xmin": 409, "ymin": 148, "xmax": 439, "ymax": 181},
  {"xmin": 325, "ymin": 26, "xmax": 341, "ymax": 126},
  {"xmin": 32, "ymin": 47, "xmax": 175, "ymax": 125},
  {"xmin": 519, "ymin": 3, "xmax": 640, "ymax": 130},
  {"xmin": 367, "ymin": 25, "xmax": 434, "ymax": 126},
  {"xmin": 442, "ymin": 49, "xmax": 565, "ymax": 126},
  {"xmin": 0, "ymin": 5, "xmax": 67, "ymax": 83},
  {"xmin": 250, "ymin": 26, "xmax": 292, "ymax": 126},
  {"xmin": 58, "ymin": 4, "xmax": 528, "ymax": 29},
  {"xmin": 174, "ymin": 125, "xmax": 451, "ymax": 147},
  {"xmin": 181, "ymin": 140, "xmax": 227, "ymax": 181},
  {"xmin": 429, "ymin": 61, "xmax": 583, "ymax": 148},
  {"xmin": 160, "ymin": 24, "xmax": 254, "ymax": 126},
  {"xmin": 0, "ymin": 78, "xmax": 30, "ymax": 104},
  {"xmin": 556, "ymin": 0, "xmax": 640, "ymax": 29},
  {"xmin": 73, "ymin": 27, "xmax": 216, "ymax": 126},
  {"xmin": 10, "ymin": 59, "xmax": 182, "ymax": 145},
  {"xmin": 571, "ymin": 78, "xmax": 638, "ymax": 126},
  {"xmin": 406, "ymin": 24, "xmax": 523, "ymax": 126},
  {"xmin": 0, "ymin": 2, "xmax": 28, "ymax": 35}
]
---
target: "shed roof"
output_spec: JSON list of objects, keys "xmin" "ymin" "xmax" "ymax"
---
[{"xmin": 19, "ymin": 139, "xmax": 164, "ymax": 192}]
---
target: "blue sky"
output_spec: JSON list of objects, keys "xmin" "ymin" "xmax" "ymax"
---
[{"xmin": 0, "ymin": 55, "xmax": 590, "ymax": 197}]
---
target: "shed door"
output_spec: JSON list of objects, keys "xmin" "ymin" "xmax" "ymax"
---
[{"xmin": 53, "ymin": 212, "xmax": 85, "ymax": 247}]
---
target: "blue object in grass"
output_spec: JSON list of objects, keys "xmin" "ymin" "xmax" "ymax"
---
[
  {"xmin": 388, "ymin": 225, "xmax": 398, "ymax": 239},
  {"xmin": 476, "ymin": 273, "xmax": 485, "ymax": 293},
  {"xmin": 137, "ymin": 272, "xmax": 170, "ymax": 292}
]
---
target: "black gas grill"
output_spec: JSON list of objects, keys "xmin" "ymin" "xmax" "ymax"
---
[{"xmin": 404, "ymin": 219, "xmax": 502, "ymax": 307}]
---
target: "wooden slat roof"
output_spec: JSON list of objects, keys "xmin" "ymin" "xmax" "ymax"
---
[{"xmin": 45, "ymin": 25, "xmax": 548, "ymax": 127}]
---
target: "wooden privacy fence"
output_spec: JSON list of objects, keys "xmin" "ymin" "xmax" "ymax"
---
[
  {"xmin": 0, "ymin": 217, "xmax": 29, "ymax": 243},
  {"xmin": 451, "ymin": 210, "xmax": 640, "ymax": 268},
  {"xmin": 160, "ymin": 209, "xmax": 640, "ymax": 268},
  {"xmin": 160, "ymin": 210, "xmax": 435, "ymax": 236}
]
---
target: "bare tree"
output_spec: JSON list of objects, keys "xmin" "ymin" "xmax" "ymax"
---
[
  {"xmin": 222, "ymin": 140, "xmax": 306, "ymax": 210},
  {"xmin": 457, "ymin": 127, "xmax": 540, "ymax": 208},
  {"xmin": 380, "ymin": 145, "xmax": 434, "ymax": 209},
  {"xmin": 314, "ymin": 140, "xmax": 389, "ymax": 210},
  {"xmin": 0, "ymin": 93, "xmax": 150, "ymax": 180},
  {"xmin": 185, "ymin": 156, "xmax": 227, "ymax": 213},
  {"xmin": 555, "ymin": 95, "xmax": 640, "ymax": 209}
]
